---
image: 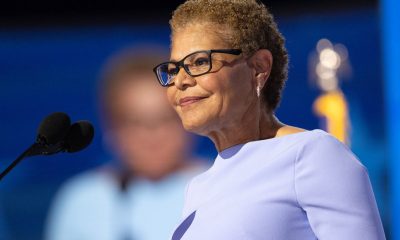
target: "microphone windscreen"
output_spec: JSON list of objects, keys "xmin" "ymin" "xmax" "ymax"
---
[
  {"xmin": 37, "ymin": 112, "xmax": 71, "ymax": 145},
  {"xmin": 64, "ymin": 120, "xmax": 94, "ymax": 153}
]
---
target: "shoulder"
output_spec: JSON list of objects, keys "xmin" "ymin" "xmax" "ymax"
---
[
  {"xmin": 53, "ymin": 168, "xmax": 117, "ymax": 205},
  {"xmin": 254, "ymin": 129, "xmax": 333, "ymax": 157},
  {"xmin": 295, "ymin": 129, "xmax": 366, "ymax": 176},
  {"xmin": 298, "ymin": 129, "xmax": 358, "ymax": 159},
  {"xmin": 276, "ymin": 125, "xmax": 307, "ymax": 137},
  {"xmin": 276, "ymin": 125, "xmax": 335, "ymax": 145},
  {"xmin": 45, "ymin": 168, "xmax": 118, "ymax": 239}
]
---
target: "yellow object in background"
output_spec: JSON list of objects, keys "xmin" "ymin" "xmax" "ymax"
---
[{"xmin": 313, "ymin": 90, "xmax": 350, "ymax": 145}]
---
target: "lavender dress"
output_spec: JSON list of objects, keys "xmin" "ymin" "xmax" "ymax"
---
[{"xmin": 172, "ymin": 130, "xmax": 385, "ymax": 240}]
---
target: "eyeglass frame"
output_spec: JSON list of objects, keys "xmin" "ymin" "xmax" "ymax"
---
[{"xmin": 153, "ymin": 49, "xmax": 242, "ymax": 87}]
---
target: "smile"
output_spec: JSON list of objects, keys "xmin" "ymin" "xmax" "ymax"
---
[{"xmin": 178, "ymin": 96, "xmax": 207, "ymax": 107}]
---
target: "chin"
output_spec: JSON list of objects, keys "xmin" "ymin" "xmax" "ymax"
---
[
  {"xmin": 180, "ymin": 114, "xmax": 213, "ymax": 136},
  {"xmin": 182, "ymin": 122, "xmax": 204, "ymax": 136},
  {"xmin": 175, "ymin": 101, "xmax": 219, "ymax": 136}
]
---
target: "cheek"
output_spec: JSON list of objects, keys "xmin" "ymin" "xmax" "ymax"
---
[
  {"xmin": 228, "ymin": 65, "xmax": 254, "ymax": 99},
  {"xmin": 206, "ymin": 69, "xmax": 254, "ymax": 128},
  {"xmin": 166, "ymin": 88, "xmax": 180, "ymax": 119},
  {"xmin": 167, "ymin": 87, "xmax": 177, "ymax": 108},
  {"xmin": 207, "ymin": 69, "xmax": 252, "ymax": 113}
]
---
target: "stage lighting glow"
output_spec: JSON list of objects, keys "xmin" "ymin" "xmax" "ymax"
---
[
  {"xmin": 320, "ymin": 48, "xmax": 341, "ymax": 69},
  {"xmin": 316, "ymin": 62, "xmax": 336, "ymax": 80},
  {"xmin": 316, "ymin": 38, "xmax": 333, "ymax": 52},
  {"xmin": 319, "ymin": 76, "xmax": 339, "ymax": 92}
]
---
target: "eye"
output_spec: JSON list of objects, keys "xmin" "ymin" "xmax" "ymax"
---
[
  {"xmin": 193, "ymin": 57, "xmax": 210, "ymax": 67},
  {"xmin": 167, "ymin": 66, "xmax": 179, "ymax": 76}
]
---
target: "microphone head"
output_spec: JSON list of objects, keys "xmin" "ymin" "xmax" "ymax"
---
[
  {"xmin": 37, "ymin": 112, "xmax": 71, "ymax": 145},
  {"xmin": 64, "ymin": 120, "xmax": 94, "ymax": 153}
]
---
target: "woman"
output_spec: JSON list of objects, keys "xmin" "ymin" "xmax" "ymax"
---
[{"xmin": 153, "ymin": 0, "xmax": 386, "ymax": 239}]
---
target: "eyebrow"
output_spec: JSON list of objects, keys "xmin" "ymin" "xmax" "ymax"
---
[
  {"xmin": 169, "ymin": 55, "xmax": 185, "ymax": 63},
  {"xmin": 169, "ymin": 49, "xmax": 204, "ymax": 62},
  {"xmin": 169, "ymin": 53, "xmax": 184, "ymax": 62}
]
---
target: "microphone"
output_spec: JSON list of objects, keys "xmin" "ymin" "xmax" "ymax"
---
[
  {"xmin": 64, "ymin": 120, "xmax": 94, "ymax": 153},
  {"xmin": 37, "ymin": 112, "xmax": 71, "ymax": 145},
  {"xmin": 27, "ymin": 112, "xmax": 72, "ymax": 157},
  {"xmin": 0, "ymin": 112, "xmax": 95, "ymax": 181}
]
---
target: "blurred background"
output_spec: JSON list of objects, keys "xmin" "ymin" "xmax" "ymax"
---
[{"xmin": 0, "ymin": 0, "xmax": 398, "ymax": 239}]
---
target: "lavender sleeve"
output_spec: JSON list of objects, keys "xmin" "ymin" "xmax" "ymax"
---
[{"xmin": 295, "ymin": 133, "xmax": 386, "ymax": 240}]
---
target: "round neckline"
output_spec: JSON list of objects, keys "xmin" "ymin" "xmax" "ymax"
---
[{"xmin": 217, "ymin": 129, "xmax": 320, "ymax": 159}]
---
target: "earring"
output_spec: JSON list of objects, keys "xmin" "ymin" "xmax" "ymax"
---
[{"xmin": 256, "ymin": 85, "xmax": 261, "ymax": 98}]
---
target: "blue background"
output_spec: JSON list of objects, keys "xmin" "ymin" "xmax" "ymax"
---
[{"xmin": 0, "ymin": 7, "xmax": 391, "ymax": 239}]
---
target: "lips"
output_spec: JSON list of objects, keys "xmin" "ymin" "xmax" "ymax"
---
[{"xmin": 178, "ymin": 96, "xmax": 207, "ymax": 107}]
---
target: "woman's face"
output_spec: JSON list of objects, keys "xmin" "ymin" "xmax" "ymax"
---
[{"xmin": 167, "ymin": 24, "xmax": 257, "ymax": 136}]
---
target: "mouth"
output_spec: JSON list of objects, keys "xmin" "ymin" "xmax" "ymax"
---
[{"xmin": 178, "ymin": 96, "xmax": 208, "ymax": 107}]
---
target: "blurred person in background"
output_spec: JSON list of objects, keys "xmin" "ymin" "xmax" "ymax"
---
[{"xmin": 45, "ymin": 47, "xmax": 207, "ymax": 240}]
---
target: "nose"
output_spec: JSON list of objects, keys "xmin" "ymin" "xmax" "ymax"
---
[{"xmin": 174, "ymin": 68, "xmax": 196, "ymax": 90}]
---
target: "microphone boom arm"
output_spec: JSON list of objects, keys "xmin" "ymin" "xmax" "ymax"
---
[{"xmin": 0, "ymin": 142, "xmax": 64, "ymax": 181}]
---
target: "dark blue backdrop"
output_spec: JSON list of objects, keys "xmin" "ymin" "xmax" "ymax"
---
[{"xmin": 0, "ymin": 8, "xmax": 388, "ymax": 240}]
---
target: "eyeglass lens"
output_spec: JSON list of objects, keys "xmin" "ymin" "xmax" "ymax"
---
[{"xmin": 157, "ymin": 51, "xmax": 212, "ymax": 86}]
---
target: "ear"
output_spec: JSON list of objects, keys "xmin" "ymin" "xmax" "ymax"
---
[{"xmin": 248, "ymin": 49, "xmax": 273, "ymax": 90}]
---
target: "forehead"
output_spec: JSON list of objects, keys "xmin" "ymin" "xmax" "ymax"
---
[{"xmin": 170, "ymin": 24, "xmax": 231, "ymax": 61}]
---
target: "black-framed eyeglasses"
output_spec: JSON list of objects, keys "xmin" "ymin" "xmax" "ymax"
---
[{"xmin": 153, "ymin": 49, "xmax": 242, "ymax": 87}]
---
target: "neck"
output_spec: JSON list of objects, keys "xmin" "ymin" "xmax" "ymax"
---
[{"xmin": 207, "ymin": 108, "xmax": 284, "ymax": 152}]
